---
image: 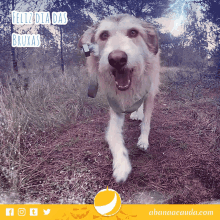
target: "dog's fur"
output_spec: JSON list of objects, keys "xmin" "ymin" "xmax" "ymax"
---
[{"xmin": 78, "ymin": 14, "xmax": 160, "ymax": 182}]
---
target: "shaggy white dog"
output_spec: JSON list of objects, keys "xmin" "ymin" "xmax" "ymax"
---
[{"xmin": 78, "ymin": 14, "xmax": 160, "ymax": 182}]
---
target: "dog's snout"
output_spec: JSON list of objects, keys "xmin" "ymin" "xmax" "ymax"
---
[{"xmin": 108, "ymin": 50, "xmax": 127, "ymax": 69}]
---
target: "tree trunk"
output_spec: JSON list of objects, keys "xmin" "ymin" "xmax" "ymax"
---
[
  {"xmin": 216, "ymin": 31, "xmax": 220, "ymax": 79},
  {"xmin": 60, "ymin": 26, "xmax": 64, "ymax": 73},
  {"xmin": 11, "ymin": 0, "xmax": 18, "ymax": 73}
]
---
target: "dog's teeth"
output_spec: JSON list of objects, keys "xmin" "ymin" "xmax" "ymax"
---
[
  {"xmin": 117, "ymin": 80, "xmax": 131, "ymax": 89},
  {"xmin": 119, "ymin": 85, "xmax": 128, "ymax": 89}
]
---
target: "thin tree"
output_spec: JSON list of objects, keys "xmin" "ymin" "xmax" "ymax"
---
[{"xmin": 0, "ymin": 0, "xmax": 19, "ymax": 73}]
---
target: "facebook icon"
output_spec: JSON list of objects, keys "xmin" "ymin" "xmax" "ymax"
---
[{"xmin": 6, "ymin": 208, "xmax": 14, "ymax": 216}]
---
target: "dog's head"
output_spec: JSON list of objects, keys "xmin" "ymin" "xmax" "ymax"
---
[{"xmin": 78, "ymin": 14, "xmax": 159, "ymax": 92}]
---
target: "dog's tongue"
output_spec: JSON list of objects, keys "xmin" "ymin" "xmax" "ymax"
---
[{"xmin": 114, "ymin": 69, "xmax": 131, "ymax": 90}]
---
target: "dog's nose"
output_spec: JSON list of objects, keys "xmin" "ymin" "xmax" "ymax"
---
[{"xmin": 108, "ymin": 50, "xmax": 127, "ymax": 69}]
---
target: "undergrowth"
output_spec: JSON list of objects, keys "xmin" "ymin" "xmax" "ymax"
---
[{"xmin": 0, "ymin": 66, "xmax": 108, "ymax": 199}]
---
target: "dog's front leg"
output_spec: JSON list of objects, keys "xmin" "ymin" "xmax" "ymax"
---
[
  {"xmin": 137, "ymin": 93, "xmax": 155, "ymax": 150},
  {"xmin": 130, "ymin": 103, "xmax": 144, "ymax": 121},
  {"xmin": 106, "ymin": 108, "xmax": 132, "ymax": 182}
]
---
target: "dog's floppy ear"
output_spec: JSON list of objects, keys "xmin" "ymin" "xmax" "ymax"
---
[
  {"xmin": 78, "ymin": 23, "xmax": 99, "ymax": 98},
  {"xmin": 141, "ymin": 22, "xmax": 159, "ymax": 55},
  {"xmin": 78, "ymin": 23, "xmax": 99, "ymax": 48}
]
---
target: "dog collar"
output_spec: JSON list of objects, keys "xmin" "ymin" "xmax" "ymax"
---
[{"xmin": 107, "ymin": 92, "xmax": 148, "ymax": 114}]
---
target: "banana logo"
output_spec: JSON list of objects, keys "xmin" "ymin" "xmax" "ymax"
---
[{"xmin": 94, "ymin": 187, "xmax": 121, "ymax": 216}]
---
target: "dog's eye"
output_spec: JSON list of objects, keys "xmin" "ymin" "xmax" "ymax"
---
[
  {"xmin": 128, "ymin": 29, "xmax": 138, "ymax": 38},
  {"xmin": 100, "ymin": 31, "xmax": 109, "ymax": 41}
]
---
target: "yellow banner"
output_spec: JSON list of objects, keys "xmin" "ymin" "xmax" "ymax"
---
[{"xmin": 0, "ymin": 204, "xmax": 219, "ymax": 220}]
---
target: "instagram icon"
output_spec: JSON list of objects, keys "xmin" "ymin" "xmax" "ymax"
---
[{"xmin": 18, "ymin": 208, "xmax": 26, "ymax": 216}]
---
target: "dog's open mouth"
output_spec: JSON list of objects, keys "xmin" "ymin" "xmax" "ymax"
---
[{"xmin": 112, "ymin": 68, "xmax": 133, "ymax": 91}]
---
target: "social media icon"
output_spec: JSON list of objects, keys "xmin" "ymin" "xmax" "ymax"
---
[
  {"xmin": 43, "ymin": 209, "xmax": 50, "ymax": 215},
  {"xmin": 6, "ymin": 208, "xmax": 14, "ymax": 216},
  {"xmin": 18, "ymin": 208, "xmax": 26, "ymax": 216},
  {"xmin": 30, "ymin": 208, "xmax": 38, "ymax": 216}
]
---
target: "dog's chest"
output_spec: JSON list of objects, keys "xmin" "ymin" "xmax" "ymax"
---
[{"xmin": 104, "ymin": 74, "xmax": 151, "ymax": 113}]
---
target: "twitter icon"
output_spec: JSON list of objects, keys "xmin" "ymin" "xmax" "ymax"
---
[{"xmin": 43, "ymin": 209, "xmax": 50, "ymax": 215}]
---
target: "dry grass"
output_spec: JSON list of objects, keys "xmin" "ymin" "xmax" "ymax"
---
[
  {"xmin": 0, "ymin": 65, "xmax": 108, "ymax": 198},
  {"xmin": 160, "ymin": 65, "xmax": 220, "ymax": 102}
]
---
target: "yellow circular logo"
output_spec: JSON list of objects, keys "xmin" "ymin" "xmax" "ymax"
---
[{"xmin": 94, "ymin": 187, "xmax": 121, "ymax": 216}]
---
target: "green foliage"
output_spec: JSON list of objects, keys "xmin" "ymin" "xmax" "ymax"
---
[
  {"xmin": 89, "ymin": 0, "xmax": 170, "ymax": 20},
  {"xmin": 197, "ymin": 0, "xmax": 220, "ymax": 27},
  {"xmin": 160, "ymin": 33, "xmax": 183, "ymax": 66}
]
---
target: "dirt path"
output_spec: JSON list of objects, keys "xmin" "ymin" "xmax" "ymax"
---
[{"xmin": 17, "ymin": 91, "xmax": 220, "ymax": 204}]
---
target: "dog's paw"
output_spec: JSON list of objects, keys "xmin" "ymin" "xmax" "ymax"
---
[
  {"xmin": 137, "ymin": 135, "xmax": 149, "ymax": 151},
  {"xmin": 113, "ymin": 155, "xmax": 132, "ymax": 183},
  {"xmin": 130, "ymin": 111, "xmax": 143, "ymax": 121}
]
